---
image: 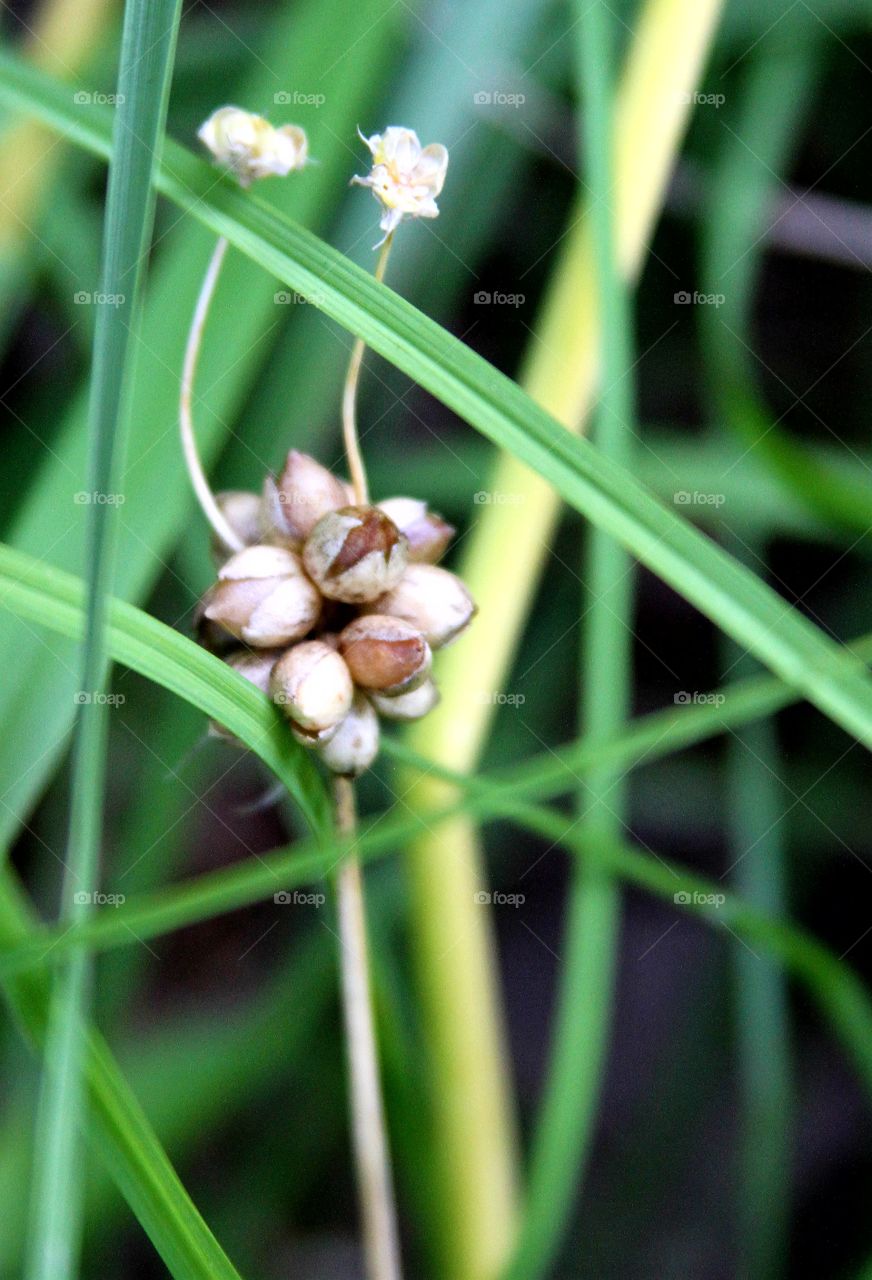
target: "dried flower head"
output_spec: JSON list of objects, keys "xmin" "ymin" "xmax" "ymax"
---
[
  {"xmin": 338, "ymin": 614, "xmax": 431, "ymax": 695},
  {"xmin": 352, "ymin": 126, "xmax": 448, "ymax": 243},
  {"xmin": 203, "ymin": 544, "xmax": 322, "ymax": 647},
  {"xmin": 317, "ymin": 692, "xmax": 380, "ymax": 777},
  {"xmin": 198, "ymin": 106, "xmax": 308, "ymax": 185},
  {"xmin": 377, "ymin": 497, "xmax": 454, "ymax": 564},
  {"xmin": 210, "ymin": 490, "xmax": 262, "ymax": 564},
  {"xmin": 270, "ymin": 640, "xmax": 354, "ymax": 738},
  {"xmin": 262, "ymin": 450, "xmax": 348, "ymax": 548},
  {"xmin": 369, "ymin": 678, "xmax": 439, "ymax": 722},
  {"xmin": 303, "ymin": 506, "xmax": 408, "ymax": 604}
]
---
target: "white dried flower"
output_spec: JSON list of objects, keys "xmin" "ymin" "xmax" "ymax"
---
[
  {"xmin": 369, "ymin": 678, "xmax": 439, "ymax": 722},
  {"xmin": 352, "ymin": 126, "xmax": 448, "ymax": 244},
  {"xmin": 377, "ymin": 497, "xmax": 454, "ymax": 564},
  {"xmin": 303, "ymin": 506, "xmax": 408, "ymax": 604},
  {"xmin": 317, "ymin": 692, "xmax": 380, "ymax": 777},
  {"xmin": 270, "ymin": 640, "xmax": 354, "ymax": 737},
  {"xmin": 262, "ymin": 450, "xmax": 348, "ymax": 548},
  {"xmin": 203, "ymin": 545, "xmax": 321, "ymax": 647},
  {"xmin": 198, "ymin": 106, "xmax": 308, "ymax": 185}
]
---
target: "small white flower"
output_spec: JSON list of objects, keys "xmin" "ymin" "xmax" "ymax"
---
[
  {"xmin": 352, "ymin": 126, "xmax": 448, "ymax": 244},
  {"xmin": 198, "ymin": 106, "xmax": 308, "ymax": 185}
]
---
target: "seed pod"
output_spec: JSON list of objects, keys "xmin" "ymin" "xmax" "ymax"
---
[
  {"xmin": 369, "ymin": 678, "xmax": 439, "ymax": 721},
  {"xmin": 209, "ymin": 647, "xmax": 283, "ymax": 742},
  {"xmin": 317, "ymin": 692, "xmax": 380, "ymax": 776},
  {"xmin": 338, "ymin": 615, "xmax": 430, "ymax": 695},
  {"xmin": 364, "ymin": 563, "xmax": 475, "ymax": 649},
  {"xmin": 303, "ymin": 506, "xmax": 408, "ymax": 604},
  {"xmin": 270, "ymin": 640, "xmax": 353, "ymax": 735},
  {"xmin": 377, "ymin": 497, "xmax": 454, "ymax": 564},
  {"xmin": 203, "ymin": 545, "xmax": 321, "ymax": 647},
  {"xmin": 210, "ymin": 490, "xmax": 263, "ymax": 563},
  {"xmin": 263, "ymin": 451, "xmax": 348, "ymax": 547}
]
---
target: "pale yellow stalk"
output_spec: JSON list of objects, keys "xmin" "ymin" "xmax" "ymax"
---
[
  {"xmin": 0, "ymin": 0, "xmax": 117, "ymax": 250},
  {"xmin": 402, "ymin": 3, "xmax": 725, "ymax": 1277}
]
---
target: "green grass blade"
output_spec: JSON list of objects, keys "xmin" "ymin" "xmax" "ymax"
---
[
  {"xmin": 507, "ymin": 6, "xmax": 633, "ymax": 1275},
  {"xmin": 0, "ymin": 865, "xmax": 243, "ymax": 1280},
  {"xmin": 1, "ymin": 52, "xmax": 871, "ymax": 750},
  {"xmin": 701, "ymin": 12, "xmax": 872, "ymax": 534},
  {"xmin": 727, "ymin": 684, "xmax": 793, "ymax": 1279},
  {"xmin": 25, "ymin": 5, "xmax": 181, "ymax": 1277}
]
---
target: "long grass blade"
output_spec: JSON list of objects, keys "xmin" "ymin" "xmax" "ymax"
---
[
  {"xmin": 25, "ymin": 5, "xmax": 181, "ymax": 1278},
  {"xmin": 506, "ymin": 6, "xmax": 632, "ymax": 1275}
]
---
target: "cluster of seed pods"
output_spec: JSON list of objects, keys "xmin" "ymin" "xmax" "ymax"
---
[{"xmin": 198, "ymin": 451, "xmax": 475, "ymax": 776}]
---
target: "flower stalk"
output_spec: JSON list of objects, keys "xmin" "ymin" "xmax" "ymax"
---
[
  {"xmin": 335, "ymin": 777, "xmax": 403, "ymax": 1280},
  {"xmin": 342, "ymin": 232, "xmax": 394, "ymax": 505},
  {"xmin": 179, "ymin": 235, "xmax": 245, "ymax": 554}
]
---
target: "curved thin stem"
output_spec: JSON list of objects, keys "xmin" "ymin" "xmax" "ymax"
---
[
  {"xmin": 179, "ymin": 235, "xmax": 244, "ymax": 553},
  {"xmin": 334, "ymin": 776, "xmax": 402, "ymax": 1280},
  {"xmin": 342, "ymin": 233, "xmax": 394, "ymax": 505}
]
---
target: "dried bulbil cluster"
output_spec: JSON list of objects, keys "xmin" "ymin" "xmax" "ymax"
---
[{"xmin": 199, "ymin": 451, "xmax": 475, "ymax": 776}]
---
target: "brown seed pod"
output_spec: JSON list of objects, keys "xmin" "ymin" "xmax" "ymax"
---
[
  {"xmin": 270, "ymin": 640, "xmax": 354, "ymax": 735},
  {"xmin": 303, "ymin": 505, "xmax": 408, "ymax": 603},
  {"xmin": 262, "ymin": 451, "xmax": 348, "ymax": 547},
  {"xmin": 317, "ymin": 692, "xmax": 380, "ymax": 776},
  {"xmin": 338, "ymin": 614, "xmax": 431, "ymax": 695},
  {"xmin": 363, "ymin": 563, "xmax": 476, "ymax": 649},
  {"xmin": 369, "ymin": 678, "xmax": 440, "ymax": 721},
  {"xmin": 203, "ymin": 545, "xmax": 321, "ymax": 647},
  {"xmin": 377, "ymin": 496, "xmax": 454, "ymax": 564}
]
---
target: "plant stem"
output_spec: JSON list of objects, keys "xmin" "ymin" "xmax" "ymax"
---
[
  {"xmin": 179, "ymin": 235, "xmax": 244, "ymax": 553},
  {"xmin": 333, "ymin": 776, "xmax": 402, "ymax": 1280},
  {"xmin": 342, "ymin": 233, "xmax": 393, "ymax": 504}
]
